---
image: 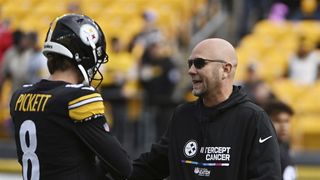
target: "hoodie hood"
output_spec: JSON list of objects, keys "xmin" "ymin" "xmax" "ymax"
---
[{"xmin": 197, "ymin": 85, "xmax": 250, "ymax": 122}]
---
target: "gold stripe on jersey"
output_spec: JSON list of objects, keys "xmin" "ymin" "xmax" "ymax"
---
[
  {"xmin": 69, "ymin": 101, "xmax": 104, "ymax": 121},
  {"xmin": 68, "ymin": 93, "xmax": 101, "ymax": 107}
]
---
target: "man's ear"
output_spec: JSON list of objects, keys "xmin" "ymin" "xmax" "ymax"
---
[
  {"xmin": 220, "ymin": 64, "xmax": 228, "ymax": 80},
  {"xmin": 222, "ymin": 63, "xmax": 233, "ymax": 79}
]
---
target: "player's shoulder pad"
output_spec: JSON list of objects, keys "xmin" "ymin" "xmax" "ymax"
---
[{"xmin": 67, "ymin": 84, "xmax": 105, "ymax": 122}]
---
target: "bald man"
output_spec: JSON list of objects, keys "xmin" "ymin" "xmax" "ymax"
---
[{"xmin": 129, "ymin": 38, "xmax": 281, "ymax": 180}]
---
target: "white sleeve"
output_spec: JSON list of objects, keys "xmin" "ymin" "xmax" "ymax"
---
[{"xmin": 283, "ymin": 165, "xmax": 297, "ymax": 180}]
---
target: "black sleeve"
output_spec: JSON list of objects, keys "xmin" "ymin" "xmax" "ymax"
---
[
  {"xmin": 74, "ymin": 117, "xmax": 132, "ymax": 179},
  {"xmin": 248, "ymin": 111, "xmax": 282, "ymax": 180},
  {"xmin": 129, "ymin": 117, "xmax": 172, "ymax": 180}
]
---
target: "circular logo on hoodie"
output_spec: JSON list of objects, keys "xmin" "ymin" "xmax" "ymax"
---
[
  {"xmin": 184, "ymin": 140, "xmax": 198, "ymax": 158},
  {"xmin": 79, "ymin": 24, "xmax": 99, "ymax": 46}
]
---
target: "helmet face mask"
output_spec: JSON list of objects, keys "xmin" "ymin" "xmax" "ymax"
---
[{"xmin": 42, "ymin": 13, "xmax": 108, "ymax": 87}]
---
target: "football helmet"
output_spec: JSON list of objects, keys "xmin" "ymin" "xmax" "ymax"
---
[{"xmin": 42, "ymin": 13, "xmax": 108, "ymax": 86}]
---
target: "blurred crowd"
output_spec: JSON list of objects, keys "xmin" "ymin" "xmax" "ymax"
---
[
  {"xmin": 0, "ymin": 25, "xmax": 49, "ymax": 138},
  {"xmin": 236, "ymin": 0, "xmax": 320, "ymax": 43}
]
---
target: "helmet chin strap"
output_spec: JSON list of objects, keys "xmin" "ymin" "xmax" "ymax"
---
[{"xmin": 78, "ymin": 65, "xmax": 89, "ymax": 85}]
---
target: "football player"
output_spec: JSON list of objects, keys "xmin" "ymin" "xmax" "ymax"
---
[{"xmin": 10, "ymin": 14, "xmax": 132, "ymax": 180}]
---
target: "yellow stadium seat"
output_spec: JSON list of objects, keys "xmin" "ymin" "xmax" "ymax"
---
[
  {"xmin": 0, "ymin": 80, "xmax": 12, "ymax": 138},
  {"xmin": 240, "ymin": 19, "xmax": 320, "ymax": 152},
  {"xmin": 294, "ymin": 20, "xmax": 320, "ymax": 43},
  {"xmin": 271, "ymin": 79, "xmax": 307, "ymax": 108},
  {"xmin": 235, "ymin": 45, "xmax": 261, "ymax": 82},
  {"xmin": 96, "ymin": 19, "xmax": 127, "ymax": 43},
  {"xmin": 84, "ymin": 0, "xmax": 114, "ymax": 4},
  {"xmin": 0, "ymin": 0, "xmax": 8, "ymax": 5},
  {"xmin": 294, "ymin": 84, "xmax": 320, "ymax": 114},
  {"xmin": 292, "ymin": 115, "xmax": 320, "ymax": 151},
  {"xmin": 253, "ymin": 20, "xmax": 292, "ymax": 37},
  {"xmin": 258, "ymin": 51, "xmax": 289, "ymax": 81},
  {"xmin": 238, "ymin": 34, "xmax": 265, "ymax": 59},
  {"xmin": 33, "ymin": 2, "xmax": 65, "ymax": 18},
  {"xmin": 157, "ymin": 0, "xmax": 193, "ymax": 21},
  {"xmin": 25, "ymin": 14, "xmax": 54, "ymax": 30},
  {"xmin": 280, "ymin": 35, "xmax": 299, "ymax": 55},
  {"xmin": 296, "ymin": 165, "xmax": 320, "ymax": 180},
  {"xmin": 111, "ymin": 1, "xmax": 143, "ymax": 15},
  {"xmin": 100, "ymin": 7, "xmax": 139, "ymax": 24},
  {"xmin": 1, "ymin": 1, "xmax": 32, "ymax": 29},
  {"xmin": 81, "ymin": 1, "xmax": 105, "ymax": 19}
]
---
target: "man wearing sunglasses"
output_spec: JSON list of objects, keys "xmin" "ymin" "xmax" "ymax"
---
[{"xmin": 129, "ymin": 38, "xmax": 281, "ymax": 180}]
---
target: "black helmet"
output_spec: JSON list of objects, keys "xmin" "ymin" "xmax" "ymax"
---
[{"xmin": 42, "ymin": 13, "xmax": 108, "ymax": 86}]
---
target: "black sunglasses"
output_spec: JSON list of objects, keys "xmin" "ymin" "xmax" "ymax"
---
[{"xmin": 188, "ymin": 58, "xmax": 227, "ymax": 69}]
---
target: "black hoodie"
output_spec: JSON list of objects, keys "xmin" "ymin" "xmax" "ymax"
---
[{"xmin": 130, "ymin": 86, "xmax": 281, "ymax": 180}]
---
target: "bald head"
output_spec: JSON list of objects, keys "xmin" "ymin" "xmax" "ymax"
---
[
  {"xmin": 190, "ymin": 38, "xmax": 237, "ymax": 66},
  {"xmin": 188, "ymin": 38, "xmax": 237, "ymax": 105}
]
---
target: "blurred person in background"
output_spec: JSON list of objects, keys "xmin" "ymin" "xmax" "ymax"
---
[
  {"xmin": 241, "ymin": 63, "xmax": 277, "ymax": 107},
  {"xmin": 1, "ymin": 30, "xmax": 31, "ymax": 93},
  {"xmin": 128, "ymin": 9, "xmax": 163, "ymax": 54},
  {"xmin": 0, "ymin": 18, "xmax": 12, "ymax": 65},
  {"xmin": 25, "ymin": 31, "xmax": 49, "ymax": 84},
  {"xmin": 138, "ymin": 40, "xmax": 180, "ymax": 144},
  {"xmin": 268, "ymin": 2, "xmax": 289, "ymax": 22},
  {"xmin": 240, "ymin": 63, "xmax": 261, "ymax": 98},
  {"xmin": 277, "ymin": 0, "xmax": 300, "ymax": 18},
  {"xmin": 265, "ymin": 100, "xmax": 297, "ymax": 180},
  {"xmin": 236, "ymin": 0, "xmax": 274, "ymax": 42},
  {"xmin": 100, "ymin": 36, "xmax": 138, "ymax": 144},
  {"xmin": 251, "ymin": 80, "xmax": 276, "ymax": 107},
  {"xmin": 0, "ymin": 31, "xmax": 47, "ymax": 138},
  {"xmin": 66, "ymin": 1, "xmax": 82, "ymax": 14},
  {"xmin": 286, "ymin": 37, "xmax": 320, "ymax": 85},
  {"xmin": 290, "ymin": 0, "xmax": 320, "ymax": 20}
]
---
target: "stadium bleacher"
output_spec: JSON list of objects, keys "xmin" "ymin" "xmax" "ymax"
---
[{"xmin": 236, "ymin": 20, "xmax": 320, "ymax": 154}]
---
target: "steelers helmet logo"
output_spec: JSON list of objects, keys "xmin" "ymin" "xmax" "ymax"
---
[
  {"xmin": 184, "ymin": 140, "xmax": 198, "ymax": 158},
  {"xmin": 79, "ymin": 24, "xmax": 99, "ymax": 46}
]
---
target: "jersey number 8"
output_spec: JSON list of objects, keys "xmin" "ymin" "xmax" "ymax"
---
[{"xmin": 19, "ymin": 120, "xmax": 40, "ymax": 180}]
